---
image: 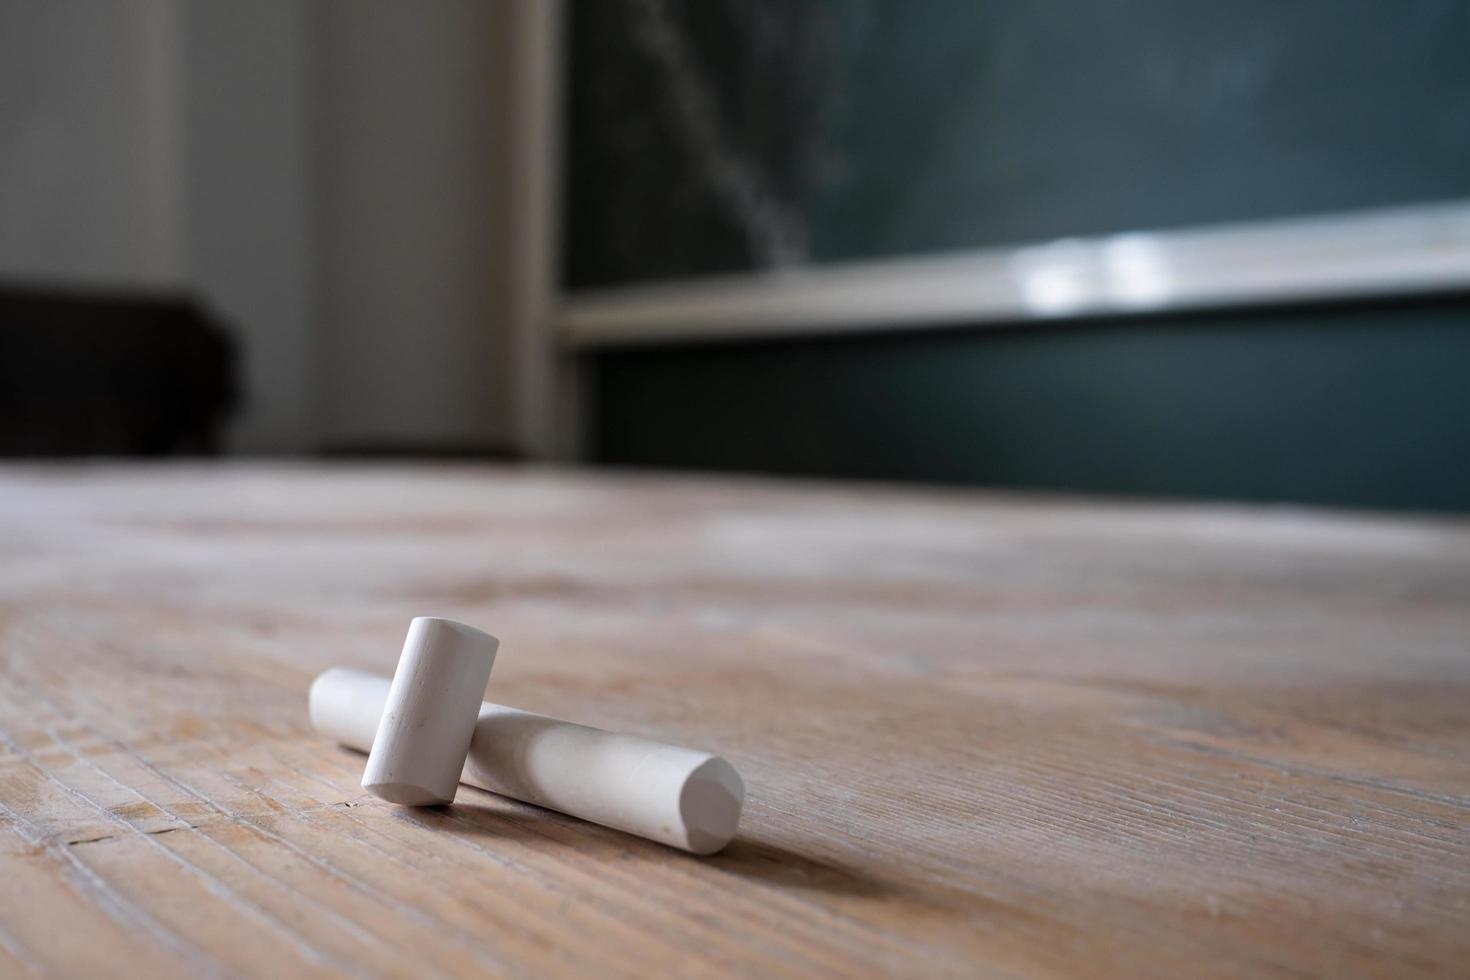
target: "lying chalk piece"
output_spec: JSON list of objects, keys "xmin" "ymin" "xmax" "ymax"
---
[
  {"xmin": 310, "ymin": 667, "xmax": 745, "ymax": 854},
  {"xmin": 361, "ymin": 618, "xmax": 498, "ymax": 806}
]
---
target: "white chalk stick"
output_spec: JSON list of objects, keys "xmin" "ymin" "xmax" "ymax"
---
[
  {"xmin": 361, "ymin": 618, "xmax": 498, "ymax": 806},
  {"xmin": 310, "ymin": 667, "xmax": 745, "ymax": 854}
]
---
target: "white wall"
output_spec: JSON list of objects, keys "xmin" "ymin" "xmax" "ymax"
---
[
  {"xmin": 315, "ymin": 0, "xmax": 510, "ymax": 451},
  {"xmin": 0, "ymin": 0, "xmax": 182, "ymax": 286},
  {"xmin": 0, "ymin": 0, "xmax": 512, "ymax": 455},
  {"xmin": 181, "ymin": 0, "xmax": 317, "ymax": 453},
  {"xmin": 0, "ymin": 0, "xmax": 316, "ymax": 453}
]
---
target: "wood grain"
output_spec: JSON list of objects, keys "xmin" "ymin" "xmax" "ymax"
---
[{"xmin": 0, "ymin": 463, "xmax": 1467, "ymax": 978}]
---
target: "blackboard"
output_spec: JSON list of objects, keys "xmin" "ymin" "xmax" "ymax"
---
[
  {"xmin": 565, "ymin": 0, "xmax": 1470, "ymax": 289},
  {"xmin": 568, "ymin": 1, "xmax": 1470, "ymax": 511}
]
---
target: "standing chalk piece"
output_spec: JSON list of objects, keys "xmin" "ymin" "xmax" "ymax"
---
[
  {"xmin": 311, "ymin": 667, "xmax": 745, "ymax": 854},
  {"xmin": 361, "ymin": 618, "xmax": 499, "ymax": 806}
]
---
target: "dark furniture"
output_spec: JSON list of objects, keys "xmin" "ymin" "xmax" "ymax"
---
[{"xmin": 0, "ymin": 284, "xmax": 238, "ymax": 455}]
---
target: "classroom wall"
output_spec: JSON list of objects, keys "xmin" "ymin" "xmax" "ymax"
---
[
  {"xmin": 315, "ymin": 0, "xmax": 511, "ymax": 453},
  {"xmin": 0, "ymin": 0, "xmax": 182, "ymax": 287},
  {"xmin": 592, "ymin": 298, "xmax": 1470, "ymax": 512},
  {"xmin": 0, "ymin": 0, "xmax": 512, "ymax": 455},
  {"xmin": 181, "ymin": 0, "xmax": 317, "ymax": 454}
]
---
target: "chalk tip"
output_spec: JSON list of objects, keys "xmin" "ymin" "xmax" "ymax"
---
[
  {"xmin": 409, "ymin": 616, "xmax": 500, "ymax": 649},
  {"xmin": 362, "ymin": 780, "xmax": 454, "ymax": 807},
  {"xmin": 680, "ymin": 756, "xmax": 745, "ymax": 855}
]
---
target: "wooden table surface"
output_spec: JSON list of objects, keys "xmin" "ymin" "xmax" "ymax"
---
[{"xmin": 1, "ymin": 464, "xmax": 1467, "ymax": 978}]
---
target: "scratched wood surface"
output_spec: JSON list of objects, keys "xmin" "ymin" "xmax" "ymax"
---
[{"xmin": 0, "ymin": 463, "xmax": 1467, "ymax": 978}]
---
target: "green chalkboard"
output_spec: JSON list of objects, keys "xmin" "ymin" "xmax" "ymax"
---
[
  {"xmin": 565, "ymin": 0, "xmax": 1470, "ymax": 288},
  {"xmin": 568, "ymin": 1, "xmax": 1470, "ymax": 511}
]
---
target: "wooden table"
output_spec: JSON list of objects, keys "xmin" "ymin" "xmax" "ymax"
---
[{"xmin": 1, "ymin": 464, "xmax": 1467, "ymax": 978}]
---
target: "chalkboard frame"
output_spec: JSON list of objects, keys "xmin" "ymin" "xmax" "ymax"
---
[{"xmin": 557, "ymin": 198, "xmax": 1470, "ymax": 348}]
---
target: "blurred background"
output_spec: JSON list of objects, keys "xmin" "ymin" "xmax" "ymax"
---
[{"xmin": 2, "ymin": 0, "xmax": 1467, "ymax": 509}]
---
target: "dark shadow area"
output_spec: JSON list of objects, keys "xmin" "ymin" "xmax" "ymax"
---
[
  {"xmin": 387, "ymin": 797, "xmax": 568, "ymax": 846},
  {"xmin": 701, "ymin": 836, "xmax": 900, "ymax": 898},
  {"xmin": 382, "ymin": 772, "xmax": 900, "ymax": 899},
  {"xmin": 0, "ymin": 282, "xmax": 238, "ymax": 455}
]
